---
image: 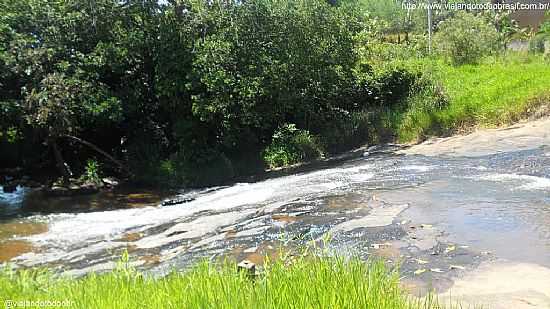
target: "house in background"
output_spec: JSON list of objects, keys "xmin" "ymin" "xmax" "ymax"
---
[{"xmin": 503, "ymin": 0, "xmax": 550, "ymax": 31}]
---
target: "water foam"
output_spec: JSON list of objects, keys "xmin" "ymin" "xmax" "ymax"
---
[
  {"xmin": 26, "ymin": 160, "xmax": 377, "ymax": 248},
  {"xmin": 479, "ymin": 173, "xmax": 550, "ymax": 191},
  {"xmin": 396, "ymin": 165, "xmax": 435, "ymax": 172}
]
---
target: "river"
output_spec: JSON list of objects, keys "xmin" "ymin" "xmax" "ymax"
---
[{"xmin": 1, "ymin": 118, "xmax": 550, "ymax": 308}]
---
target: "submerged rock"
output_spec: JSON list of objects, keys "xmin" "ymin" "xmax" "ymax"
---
[
  {"xmin": 162, "ymin": 197, "xmax": 195, "ymax": 206},
  {"xmin": 43, "ymin": 183, "xmax": 100, "ymax": 197},
  {"xmin": 331, "ymin": 203, "xmax": 409, "ymax": 232},
  {"xmin": 102, "ymin": 177, "xmax": 119, "ymax": 188}
]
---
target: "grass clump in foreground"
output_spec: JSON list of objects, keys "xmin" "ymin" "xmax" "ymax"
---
[{"xmin": 0, "ymin": 255, "xmax": 441, "ymax": 309}]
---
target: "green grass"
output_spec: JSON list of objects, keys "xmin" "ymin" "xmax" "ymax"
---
[
  {"xmin": 0, "ymin": 255, "xmax": 442, "ymax": 309},
  {"xmin": 393, "ymin": 53, "xmax": 550, "ymax": 142}
]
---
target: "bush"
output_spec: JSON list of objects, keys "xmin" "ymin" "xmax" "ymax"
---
[
  {"xmin": 371, "ymin": 67, "xmax": 420, "ymax": 106},
  {"xmin": 318, "ymin": 110, "xmax": 372, "ymax": 154},
  {"xmin": 529, "ymin": 33, "xmax": 550, "ymax": 54},
  {"xmin": 129, "ymin": 145, "xmax": 235, "ymax": 188},
  {"xmin": 395, "ymin": 70, "xmax": 450, "ymax": 141},
  {"xmin": 191, "ymin": 0, "xmax": 365, "ymax": 150},
  {"xmin": 263, "ymin": 124, "xmax": 324, "ymax": 168},
  {"xmin": 127, "ymin": 138, "xmax": 178, "ymax": 187},
  {"xmin": 540, "ymin": 18, "xmax": 550, "ymax": 34},
  {"xmin": 434, "ymin": 12, "xmax": 500, "ymax": 65},
  {"xmin": 173, "ymin": 152, "xmax": 235, "ymax": 187}
]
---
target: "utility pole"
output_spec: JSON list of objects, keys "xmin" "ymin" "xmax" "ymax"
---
[{"xmin": 427, "ymin": 0, "xmax": 432, "ymax": 54}]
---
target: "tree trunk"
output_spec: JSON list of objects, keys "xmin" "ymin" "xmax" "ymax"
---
[{"xmin": 49, "ymin": 138, "xmax": 71, "ymax": 183}]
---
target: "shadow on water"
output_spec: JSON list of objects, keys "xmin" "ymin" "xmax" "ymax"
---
[{"xmin": 0, "ymin": 186, "xmax": 172, "ymax": 221}]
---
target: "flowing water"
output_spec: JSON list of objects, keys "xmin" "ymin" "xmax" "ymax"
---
[{"xmin": 1, "ymin": 119, "xmax": 550, "ymax": 308}]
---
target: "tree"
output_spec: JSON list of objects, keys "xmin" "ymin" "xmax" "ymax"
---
[
  {"xmin": 1, "ymin": 0, "xmax": 123, "ymax": 181},
  {"xmin": 434, "ymin": 11, "xmax": 500, "ymax": 65}
]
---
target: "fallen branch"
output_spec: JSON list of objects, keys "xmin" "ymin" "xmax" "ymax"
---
[{"xmin": 61, "ymin": 134, "xmax": 132, "ymax": 176}]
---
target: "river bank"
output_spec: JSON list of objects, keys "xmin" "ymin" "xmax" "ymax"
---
[{"xmin": 1, "ymin": 117, "xmax": 550, "ymax": 308}]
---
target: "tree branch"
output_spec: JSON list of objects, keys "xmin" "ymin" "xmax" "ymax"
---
[{"xmin": 61, "ymin": 134, "xmax": 132, "ymax": 177}]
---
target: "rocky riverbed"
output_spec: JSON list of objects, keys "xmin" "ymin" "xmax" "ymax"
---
[{"xmin": 1, "ymin": 118, "xmax": 550, "ymax": 308}]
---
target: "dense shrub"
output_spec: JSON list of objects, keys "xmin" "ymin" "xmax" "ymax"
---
[
  {"xmin": 191, "ymin": 0, "xmax": 372, "ymax": 146},
  {"xmin": 540, "ymin": 15, "xmax": 550, "ymax": 34},
  {"xmin": 320, "ymin": 110, "xmax": 372, "ymax": 154},
  {"xmin": 529, "ymin": 33, "xmax": 550, "ymax": 54},
  {"xmin": 127, "ymin": 138, "xmax": 175, "ymax": 187},
  {"xmin": 434, "ymin": 12, "xmax": 500, "ymax": 65},
  {"xmin": 172, "ymin": 151, "xmax": 235, "ymax": 187},
  {"xmin": 128, "ymin": 134, "xmax": 235, "ymax": 187},
  {"xmin": 262, "ymin": 124, "xmax": 324, "ymax": 168},
  {"xmin": 0, "ymin": 0, "xmax": 452, "ymax": 186},
  {"xmin": 395, "ymin": 69, "xmax": 449, "ymax": 141}
]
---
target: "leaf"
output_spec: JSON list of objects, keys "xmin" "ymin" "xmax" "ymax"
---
[
  {"xmin": 414, "ymin": 269, "xmax": 426, "ymax": 275},
  {"xmin": 430, "ymin": 268, "xmax": 444, "ymax": 273},
  {"xmin": 450, "ymin": 265, "xmax": 465, "ymax": 270},
  {"xmin": 415, "ymin": 259, "xmax": 429, "ymax": 265}
]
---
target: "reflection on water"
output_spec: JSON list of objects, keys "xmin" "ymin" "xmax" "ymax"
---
[
  {"xmin": 0, "ymin": 222, "xmax": 48, "ymax": 240},
  {"xmin": 0, "ymin": 240, "xmax": 36, "ymax": 262},
  {"xmin": 117, "ymin": 232, "xmax": 145, "ymax": 242},
  {"xmin": 0, "ymin": 187, "xmax": 170, "ymax": 219},
  {"xmin": 378, "ymin": 179, "xmax": 550, "ymax": 267},
  {"xmin": 0, "ymin": 186, "xmax": 170, "ymax": 263},
  {"xmin": 228, "ymin": 241, "xmax": 283, "ymax": 266}
]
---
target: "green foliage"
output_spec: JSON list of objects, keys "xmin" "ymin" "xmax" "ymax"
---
[
  {"xmin": 0, "ymin": 0, "xmax": 383, "ymax": 183},
  {"xmin": 2, "ymin": 0, "xmax": 546, "ymax": 185},
  {"xmin": 172, "ymin": 150, "xmax": 235, "ymax": 187},
  {"xmin": 0, "ymin": 0, "xmax": 122, "ymax": 139},
  {"xmin": 318, "ymin": 110, "xmax": 372, "ymax": 153},
  {"xmin": 0, "ymin": 255, "xmax": 442, "ymax": 309},
  {"xmin": 391, "ymin": 54, "xmax": 550, "ymax": 142},
  {"xmin": 358, "ymin": 0, "xmax": 410, "ymax": 35},
  {"xmin": 81, "ymin": 159, "xmax": 101, "ymax": 184},
  {"xmin": 126, "ymin": 138, "xmax": 179, "ymax": 187},
  {"xmin": 434, "ymin": 12, "xmax": 500, "ymax": 65},
  {"xmin": 391, "ymin": 68, "xmax": 449, "ymax": 141},
  {"xmin": 0, "ymin": 127, "xmax": 19, "ymax": 143},
  {"xmin": 529, "ymin": 33, "xmax": 550, "ymax": 54},
  {"xmin": 263, "ymin": 124, "xmax": 324, "ymax": 168},
  {"xmin": 190, "ymin": 0, "xmax": 369, "ymax": 148},
  {"xmin": 24, "ymin": 73, "xmax": 121, "ymax": 138},
  {"xmin": 540, "ymin": 11, "xmax": 550, "ymax": 34}
]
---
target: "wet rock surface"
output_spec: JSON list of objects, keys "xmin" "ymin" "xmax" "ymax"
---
[
  {"xmin": 400, "ymin": 117, "xmax": 550, "ymax": 157},
  {"xmin": 1, "ymin": 119, "xmax": 550, "ymax": 308}
]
